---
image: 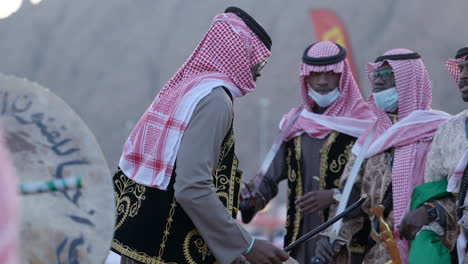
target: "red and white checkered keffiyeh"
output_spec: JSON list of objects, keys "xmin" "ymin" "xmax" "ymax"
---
[
  {"xmin": 280, "ymin": 41, "xmax": 375, "ymax": 140},
  {"xmin": 119, "ymin": 13, "xmax": 271, "ymax": 189},
  {"xmin": 446, "ymin": 45, "xmax": 468, "ymax": 84},
  {"xmin": 352, "ymin": 48, "xmax": 451, "ymax": 263},
  {"xmin": 0, "ymin": 130, "xmax": 19, "ymax": 264}
]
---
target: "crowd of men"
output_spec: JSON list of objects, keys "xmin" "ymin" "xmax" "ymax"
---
[{"xmin": 2, "ymin": 6, "xmax": 468, "ymax": 264}]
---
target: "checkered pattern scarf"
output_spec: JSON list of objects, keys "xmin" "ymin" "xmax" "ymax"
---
[
  {"xmin": 446, "ymin": 45, "xmax": 468, "ymax": 84},
  {"xmin": 0, "ymin": 129, "xmax": 19, "ymax": 264},
  {"xmin": 352, "ymin": 48, "xmax": 450, "ymax": 263},
  {"xmin": 280, "ymin": 41, "xmax": 375, "ymax": 140},
  {"xmin": 119, "ymin": 13, "xmax": 271, "ymax": 189}
]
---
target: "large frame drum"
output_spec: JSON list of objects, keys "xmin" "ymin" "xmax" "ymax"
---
[{"xmin": 0, "ymin": 74, "xmax": 115, "ymax": 264}]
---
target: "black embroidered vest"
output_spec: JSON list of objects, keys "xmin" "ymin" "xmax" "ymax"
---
[
  {"xmin": 283, "ymin": 131, "xmax": 370, "ymax": 256},
  {"xmin": 111, "ymin": 124, "xmax": 242, "ymax": 264}
]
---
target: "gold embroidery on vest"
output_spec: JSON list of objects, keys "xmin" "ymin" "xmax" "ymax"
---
[
  {"xmin": 330, "ymin": 142, "xmax": 353, "ymax": 173},
  {"xmin": 112, "ymin": 199, "xmax": 177, "ymax": 263},
  {"xmin": 158, "ymin": 199, "xmax": 177, "ymax": 259},
  {"xmin": 179, "ymin": 132, "xmax": 240, "ymax": 263},
  {"xmin": 290, "ymin": 137, "xmax": 303, "ymax": 244},
  {"xmin": 113, "ymin": 126, "xmax": 239, "ymax": 264},
  {"xmin": 114, "ymin": 171, "xmax": 146, "ymax": 231},
  {"xmin": 227, "ymin": 157, "xmax": 240, "ymax": 213},
  {"xmin": 295, "ymin": 136, "xmax": 302, "ymax": 161},
  {"xmin": 213, "ymin": 132, "xmax": 241, "ymax": 214},
  {"xmin": 213, "ymin": 165, "xmax": 229, "ymax": 191},
  {"xmin": 112, "ymin": 240, "xmax": 176, "ymax": 264},
  {"xmin": 318, "ymin": 132, "xmax": 339, "ymax": 222},
  {"xmin": 319, "ymin": 131, "xmax": 339, "ymax": 190},
  {"xmin": 334, "ymin": 178, "xmax": 340, "ymax": 187},
  {"xmin": 349, "ymin": 243, "xmax": 366, "ymax": 254},
  {"xmin": 184, "ymin": 229, "xmax": 212, "ymax": 264},
  {"xmin": 217, "ymin": 132, "xmax": 235, "ymax": 161},
  {"xmin": 285, "ymin": 178, "xmax": 292, "ymax": 230},
  {"xmin": 285, "ymin": 147, "xmax": 293, "ymax": 232}
]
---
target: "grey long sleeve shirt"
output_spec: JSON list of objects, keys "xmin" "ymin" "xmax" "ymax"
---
[{"xmin": 173, "ymin": 87, "xmax": 252, "ymax": 264}]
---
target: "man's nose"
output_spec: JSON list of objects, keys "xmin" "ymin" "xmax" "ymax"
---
[
  {"xmin": 317, "ymin": 74, "xmax": 328, "ymax": 86},
  {"xmin": 372, "ymin": 76, "xmax": 385, "ymax": 86}
]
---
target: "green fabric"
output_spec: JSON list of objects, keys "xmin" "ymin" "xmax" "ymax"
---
[
  {"xmin": 410, "ymin": 179, "xmax": 451, "ymax": 210},
  {"xmin": 409, "ymin": 230, "xmax": 451, "ymax": 264},
  {"xmin": 408, "ymin": 179, "xmax": 452, "ymax": 263}
]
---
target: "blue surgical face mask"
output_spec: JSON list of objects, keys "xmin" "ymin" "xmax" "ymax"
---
[
  {"xmin": 373, "ymin": 87, "xmax": 399, "ymax": 112},
  {"xmin": 308, "ymin": 88, "xmax": 340, "ymax": 107}
]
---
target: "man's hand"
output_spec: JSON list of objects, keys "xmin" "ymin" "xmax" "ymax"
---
[
  {"xmin": 295, "ymin": 190, "xmax": 335, "ymax": 214},
  {"xmin": 240, "ymin": 181, "xmax": 255, "ymax": 202},
  {"xmin": 314, "ymin": 236, "xmax": 341, "ymax": 263},
  {"xmin": 244, "ymin": 239, "xmax": 289, "ymax": 264},
  {"xmin": 239, "ymin": 181, "xmax": 259, "ymax": 224},
  {"xmin": 399, "ymin": 206, "xmax": 430, "ymax": 240}
]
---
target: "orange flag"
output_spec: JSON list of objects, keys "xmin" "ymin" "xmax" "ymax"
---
[{"xmin": 309, "ymin": 9, "xmax": 361, "ymax": 90}]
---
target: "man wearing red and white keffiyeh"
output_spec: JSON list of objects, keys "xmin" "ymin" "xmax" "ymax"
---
[
  {"xmin": 315, "ymin": 49, "xmax": 452, "ymax": 264},
  {"xmin": 0, "ymin": 129, "xmax": 19, "ymax": 264},
  {"xmin": 239, "ymin": 41, "xmax": 375, "ymax": 264},
  {"xmin": 111, "ymin": 7, "xmax": 289, "ymax": 264},
  {"xmin": 420, "ymin": 45, "xmax": 468, "ymax": 264}
]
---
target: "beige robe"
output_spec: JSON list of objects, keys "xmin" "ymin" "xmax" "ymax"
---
[
  {"xmin": 331, "ymin": 151, "xmax": 395, "ymax": 263},
  {"xmin": 424, "ymin": 109, "xmax": 468, "ymax": 263}
]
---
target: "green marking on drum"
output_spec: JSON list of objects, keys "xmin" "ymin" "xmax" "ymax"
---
[{"xmin": 20, "ymin": 176, "xmax": 84, "ymax": 195}]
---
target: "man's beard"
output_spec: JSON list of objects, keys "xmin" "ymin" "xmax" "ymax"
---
[{"xmin": 459, "ymin": 78, "xmax": 468, "ymax": 102}]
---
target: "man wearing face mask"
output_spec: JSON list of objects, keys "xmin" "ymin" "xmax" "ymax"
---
[
  {"xmin": 240, "ymin": 41, "xmax": 375, "ymax": 264},
  {"xmin": 314, "ymin": 49, "xmax": 452, "ymax": 264},
  {"xmin": 400, "ymin": 46, "xmax": 468, "ymax": 263}
]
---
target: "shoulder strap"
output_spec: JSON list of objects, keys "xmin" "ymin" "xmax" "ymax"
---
[{"xmin": 221, "ymin": 86, "xmax": 233, "ymax": 102}]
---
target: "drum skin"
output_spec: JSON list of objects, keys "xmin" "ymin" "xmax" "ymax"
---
[{"xmin": 0, "ymin": 73, "xmax": 115, "ymax": 264}]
